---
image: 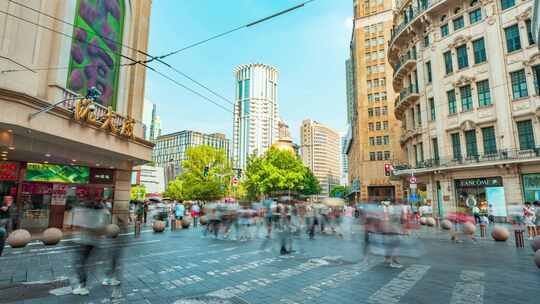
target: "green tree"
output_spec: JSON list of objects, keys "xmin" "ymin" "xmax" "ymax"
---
[
  {"xmin": 243, "ymin": 147, "xmax": 307, "ymax": 196},
  {"xmin": 329, "ymin": 185, "xmax": 348, "ymax": 198},
  {"xmin": 179, "ymin": 145, "xmax": 232, "ymax": 202},
  {"xmin": 301, "ymin": 168, "xmax": 322, "ymax": 196},
  {"xmin": 130, "ymin": 184, "xmax": 146, "ymax": 201},
  {"xmin": 163, "ymin": 178, "xmax": 185, "ymax": 201}
]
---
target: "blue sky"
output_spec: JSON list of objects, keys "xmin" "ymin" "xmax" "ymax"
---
[{"xmin": 144, "ymin": 0, "xmax": 352, "ymax": 142}]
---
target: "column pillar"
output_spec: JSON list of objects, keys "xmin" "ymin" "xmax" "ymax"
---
[{"xmin": 113, "ymin": 169, "xmax": 132, "ymax": 225}]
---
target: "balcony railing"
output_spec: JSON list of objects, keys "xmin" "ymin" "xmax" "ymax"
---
[
  {"xmin": 395, "ymin": 84, "xmax": 419, "ymax": 106},
  {"xmin": 393, "ymin": 50, "xmax": 417, "ymax": 76},
  {"xmin": 52, "ymin": 84, "xmax": 136, "ymax": 135},
  {"xmin": 393, "ymin": 147, "xmax": 540, "ymax": 174},
  {"xmin": 389, "ymin": 0, "xmax": 445, "ymax": 49}
]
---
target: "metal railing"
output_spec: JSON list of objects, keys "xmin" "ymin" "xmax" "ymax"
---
[
  {"xmin": 389, "ymin": 0, "xmax": 446, "ymax": 48},
  {"xmin": 393, "ymin": 147, "xmax": 540, "ymax": 173},
  {"xmin": 395, "ymin": 84, "xmax": 419, "ymax": 107},
  {"xmin": 393, "ymin": 50, "xmax": 417, "ymax": 76},
  {"xmin": 54, "ymin": 85, "xmax": 129, "ymax": 129}
]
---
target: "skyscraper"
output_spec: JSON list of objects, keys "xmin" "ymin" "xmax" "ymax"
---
[
  {"xmin": 345, "ymin": 58, "xmax": 355, "ymax": 124},
  {"xmin": 142, "ymin": 100, "xmax": 162, "ymax": 141},
  {"xmin": 233, "ymin": 64, "xmax": 280, "ymax": 169},
  {"xmin": 300, "ymin": 119, "xmax": 341, "ymax": 197},
  {"xmin": 346, "ymin": 0, "xmax": 404, "ymax": 203}
]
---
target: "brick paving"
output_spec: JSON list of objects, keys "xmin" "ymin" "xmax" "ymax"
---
[{"xmin": 0, "ymin": 222, "xmax": 539, "ymax": 304}]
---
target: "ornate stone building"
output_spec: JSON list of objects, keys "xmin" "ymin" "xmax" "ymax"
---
[{"xmin": 389, "ymin": 0, "xmax": 540, "ymax": 218}]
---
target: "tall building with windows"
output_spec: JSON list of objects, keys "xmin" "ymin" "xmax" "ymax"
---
[
  {"xmin": 301, "ymin": 119, "xmax": 341, "ymax": 196},
  {"xmin": 233, "ymin": 64, "xmax": 280, "ymax": 169},
  {"xmin": 142, "ymin": 100, "xmax": 162, "ymax": 141},
  {"xmin": 341, "ymin": 135, "xmax": 350, "ymax": 186},
  {"xmin": 346, "ymin": 58, "xmax": 356, "ymax": 124},
  {"xmin": 346, "ymin": 0, "xmax": 404, "ymax": 203},
  {"xmin": 388, "ymin": 0, "xmax": 540, "ymax": 217},
  {"xmin": 153, "ymin": 131, "xmax": 230, "ymax": 184}
]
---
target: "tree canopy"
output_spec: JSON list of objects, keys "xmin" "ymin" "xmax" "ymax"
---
[
  {"xmin": 242, "ymin": 147, "xmax": 320, "ymax": 198},
  {"xmin": 130, "ymin": 184, "xmax": 146, "ymax": 201},
  {"xmin": 164, "ymin": 145, "xmax": 232, "ymax": 202},
  {"xmin": 301, "ymin": 168, "xmax": 322, "ymax": 196}
]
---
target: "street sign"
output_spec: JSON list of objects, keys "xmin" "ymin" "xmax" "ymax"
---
[
  {"xmin": 409, "ymin": 176, "xmax": 417, "ymax": 184},
  {"xmin": 409, "ymin": 193, "xmax": 418, "ymax": 203}
]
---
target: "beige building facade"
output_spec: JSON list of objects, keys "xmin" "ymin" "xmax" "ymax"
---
[
  {"xmin": 301, "ymin": 119, "xmax": 341, "ymax": 196},
  {"xmin": 346, "ymin": 0, "xmax": 404, "ymax": 203},
  {"xmin": 0, "ymin": 0, "xmax": 153, "ymax": 231},
  {"xmin": 388, "ymin": 0, "xmax": 540, "ymax": 218}
]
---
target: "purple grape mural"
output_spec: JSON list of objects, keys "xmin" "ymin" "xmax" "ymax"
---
[{"xmin": 67, "ymin": 0, "xmax": 125, "ymax": 109}]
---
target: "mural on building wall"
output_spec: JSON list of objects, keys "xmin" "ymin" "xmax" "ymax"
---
[{"xmin": 67, "ymin": 0, "xmax": 125, "ymax": 110}]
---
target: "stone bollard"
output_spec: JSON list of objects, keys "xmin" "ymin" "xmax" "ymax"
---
[
  {"xmin": 171, "ymin": 219, "xmax": 177, "ymax": 231},
  {"xmin": 135, "ymin": 220, "xmax": 142, "ymax": 238},
  {"xmin": 480, "ymin": 224, "xmax": 487, "ymax": 238},
  {"xmin": 515, "ymin": 229, "xmax": 525, "ymax": 248}
]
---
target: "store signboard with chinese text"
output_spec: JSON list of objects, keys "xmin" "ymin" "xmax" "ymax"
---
[
  {"xmin": 89, "ymin": 168, "xmax": 114, "ymax": 184},
  {"xmin": 0, "ymin": 162, "xmax": 18, "ymax": 181}
]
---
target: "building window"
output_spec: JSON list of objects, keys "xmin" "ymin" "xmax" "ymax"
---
[
  {"xmin": 444, "ymin": 51, "xmax": 453, "ymax": 75},
  {"xmin": 533, "ymin": 65, "xmax": 540, "ymax": 95},
  {"xmin": 472, "ymin": 38, "xmax": 487, "ymax": 64},
  {"xmin": 383, "ymin": 121, "xmax": 389, "ymax": 129},
  {"xmin": 456, "ymin": 44, "xmax": 469, "ymax": 69},
  {"xmin": 500, "ymin": 0, "xmax": 515, "ymax": 10},
  {"xmin": 416, "ymin": 104, "xmax": 422, "ymax": 126},
  {"xmin": 414, "ymin": 145, "xmax": 419, "ymax": 166},
  {"xmin": 369, "ymin": 152, "xmax": 376, "ymax": 160},
  {"xmin": 526, "ymin": 19, "xmax": 535, "ymax": 45},
  {"xmin": 374, "ymin": 107, "xmax": 381, "ymax": 116},
  {"xmin": 376, "ymin": 121, "xmax": 381, "ymax": 130},
  {"xmin": 425, "ymin": 61, "xmax": 432, "ymax": 83},
  {"xmin": 517, "ymin": 120, "xmax": 535, "ymax": 150},
  {"xmin": 377, "ymin": 151, "xmax": 383, "ymax": 160},
  {"xmin": 369, "ymin": 137, "xmax": 375, "ymax": 145},
  {"xmin": 441, "ymin": 24, "xmax": 449, "ymax": 37},
  {"xmin": 376, "ymin": 136, "xmax": 382, "ymax": 145},
  {"xmin": 447, "ymin": 89, "xmax": 457, "ymax": 114},
  {"xmin": 451, "ymin": 133, "xmax": 462, "ymax": 160},
  {"xmin": 465, "ymin": 130, "xmax": 478, "ymax": 157},
  {"xmin": 382, "ymin": 106, "xmax": 388, "ymax": 115},
  {"xmin": 368, "ymin": 108, "xmax": 374, "ymax": 117},
  {"xmin": 460, "ymin": 85, "xmax": 473, "ymax": 111},
  {"xmin": 432, "ymin": 137, "xmax": 439, "ymax": 160},
  {"xmin": 429, "ymin": 98, "xmax": 436, "ymax": 121},
  {"xmin": 481, "ymin": 126, "xmax": 497, "ymax": 154},
  {"xmin": 476, "ymin": 79, "xmax": 491, "ymax": 106},
  {"xmin": 504, "ymin": 24, "xmax": 521, "ymax": 52},
  {"xmin": 384, "ymin": 151, "xmax": 391, "ymax": 160},
  {"xmin": 368, "ymin": 123, "xmax": 374, "ymax": 131},
  {"xmin": 510, "ymin": 69, "xmax": 529, "ymax": 100},
  {"xmin": 423, "ymin": 35, "xmax": 430, "ymax": 47},
  {"xmin": 383, "ymin": 135, "xmax": 389, "ymax": 145},
  {"xmin": 453, "ymin": 16, "xmax": 465, "ymax": 31},
  {"xmin": 469, "ymin": 8, "xmax": 482, "ymax": 24}
]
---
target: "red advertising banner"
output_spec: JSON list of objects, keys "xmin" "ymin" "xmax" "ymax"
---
[{"xmin": 0, "ymin": 162, "xmax": 19, "ymax": 181}]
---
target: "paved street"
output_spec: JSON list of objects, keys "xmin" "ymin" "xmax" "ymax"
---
[{"xmin": 0, "ymin": 224, "xmax": 539, "ymax": 304}]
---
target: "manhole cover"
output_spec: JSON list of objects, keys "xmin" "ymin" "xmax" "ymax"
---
[{"xmin": 175, "ymin": 296, "xmax": 249, "ymax": 304}]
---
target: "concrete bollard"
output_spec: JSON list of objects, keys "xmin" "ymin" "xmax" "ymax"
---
[
  {"xmin": 480, "ymin": 224, "xmax": 487, "ymax": 238},
  {"xmin": 171, "ymin": 219, "xmax": 177, "ymax": 231},
  {"xmin": 515, "ymin": 229, "xmax": 525, "ymax": 248}
]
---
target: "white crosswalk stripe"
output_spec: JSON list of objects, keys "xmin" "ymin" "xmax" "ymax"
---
[
  {"xmin": 368, "ymin": 264, "xmax": 431, "ymax": 304},
  {"xmin": 450, "ymin": 270, "xmax": 485, "ymax": 304}
]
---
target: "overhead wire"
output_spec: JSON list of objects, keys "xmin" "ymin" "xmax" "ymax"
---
[{"xmin": 0, "ymin": 8, "xmax": 233, "ymax": 113}]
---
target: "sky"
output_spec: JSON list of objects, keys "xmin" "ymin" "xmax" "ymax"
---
[{"xmin": 144, "ymin": 0, "xmax": 353, "ymax": 142}]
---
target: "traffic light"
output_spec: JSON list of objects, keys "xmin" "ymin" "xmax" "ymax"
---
[
  {"xmin": 384, "ymin": 163, "xmax": 392, "ymax": 176},
  {"xmin": 236, "ymin": 169, "xmax": 242, "ymax": 179},
  {"xmin": 203, "ymin": 166, "xmax": 209, "ymax": 177}
]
